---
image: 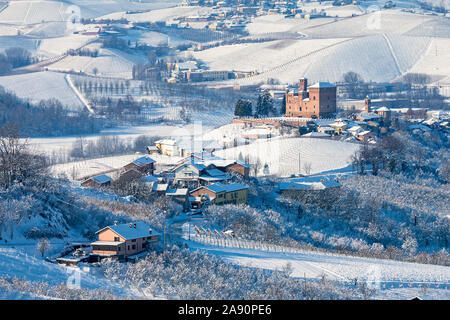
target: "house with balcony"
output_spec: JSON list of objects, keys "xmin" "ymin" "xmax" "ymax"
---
[{"xmin": 91, "ymin": 221, "xmax": 159, "ymax": 261}]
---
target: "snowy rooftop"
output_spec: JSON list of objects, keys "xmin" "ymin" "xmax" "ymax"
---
[
  {"xmin": 308, "ymin": 82, "xmax": 336, "ymax": 88},
  {"xmin": 279, "ymin": 179, "xmax": 342, "ymax": 191},
  {"xmin": 96, "ymin": 221, "xmax": 159, "ymax": 240},
  {"xmin": 141, "ymin": 175, "xmax": 159, "ymax": 183},
  {"xmin": 302, "ymin": 132, "xmax": 330, "ymax": 137},
  {"xmin": 207, "ymin": 182, "xmax": 248, "ymax": 193},
  {"xmin": 166, "ymin": 188, "xmax": 188, "ymax": 196},
  {"xmin": 153, "ymin": 183, "xmax": 169, "ymax": 191},
  {"xmin": 92, "ymin": 174, "xmax": 112, "ymax": 184},
  {"xmin": 132, "ymin": 156, "xmax": 155, "ymax": 167}
]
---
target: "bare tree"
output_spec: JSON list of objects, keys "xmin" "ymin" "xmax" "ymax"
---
[
  {"xmin": 303, "ymin": 162, "xmax": 312, "ymax": 175},
  {"xmin": 37, "ymin": 238, "xmax": 50, "ymax": 257},
  {"xmin": 0, "ymin": 124, "xmax": 48, "ymax": 188}
]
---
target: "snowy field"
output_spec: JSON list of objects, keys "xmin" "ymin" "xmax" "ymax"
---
[
  {"xmin": 194, "ymin": 33, "xmax": 433, "ymax": 85},
  {"xmin": 215, "ymin": 137, "xmax": 360, "ymax": 177},
  {"xmin": 38, "ymin": 34, "xmax": 96, "ymax": 57},
  {"xmin": 98, "ymin": 5, "xmax": 207, "ymax": 23},
  {"xmin": 0, "ymin": 1, "xmax": 66, "ymax": 25},
  {"xmin": 192, "ymin": 9, "xmax": 448, "ymax": 85},
  {"xmin": 188, "ymin": 241, "xmax": 450, "ymax": 300},
  {"xmin": 0, "ymin": 246, "xmax": 133, "ymax": 297},
  {"xmin": 0, "ymin": 71, "xmax": 85, "ymax": 110},
  {"xmin": 48, "ymin": 47, "xmax": 147, "ymax": 79}
]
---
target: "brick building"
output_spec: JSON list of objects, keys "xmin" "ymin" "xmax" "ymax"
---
[{"xmin": 285, "ymin": 78, "xmax": 336, "ymax": 118}]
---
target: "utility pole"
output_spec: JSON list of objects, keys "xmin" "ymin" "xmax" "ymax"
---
[
  {"xmin": 298, "ymin": 151, "xmax": 301, "ymax": 175},
  {"xmin": 188, "ymin": 217, "xmax": 191, "ymax": 241}
]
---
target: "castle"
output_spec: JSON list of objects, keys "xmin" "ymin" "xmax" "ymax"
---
[{"xmin": 285, "ymin": 78, "xmax": 337, "ymax": 118}]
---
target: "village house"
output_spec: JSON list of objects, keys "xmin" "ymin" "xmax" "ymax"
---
[
  {"xmin": 317, "ymin": 126, "xmax": 336, "ymax": 136},
  {"xmin": 81, "ymin": 174, "xmax": 112, "ymax": 188},
  {"xmin": 356, "ymin": 130, "xmax": 376, "ymax": 142},
  {"xmin": 119, "ymin": 168, "xmax": 143, "ymax": 182},
  {"xmin": 155, "ymin": 139, "xmax": 178, "ymax": 156},
  {"xmin": 278, "ymin": 179, "xmax": 342, "ymax": 203},
  {"xmin": 123, "ymin": 156, "xmax": 155, "ymax": 175},
  {"xmin": 172, "ymin": 161, "xmax": 232, "ymax": 188},
  {"xmin": 301, "ymin": 131, "xmax": 331, "ymax": 139},
  {"xmin": 189, "ymin": 182, "xmax": 249, "ymax": 206},
  {"xmin": 285, "ymin": 78, "xmax": 337, "ymax": 118},
  {"xmin": 91, "ymin": 221, "xmax": 159, "ymax": 260},
  {"xmin": 329, "ymin": 121, "xmax": 348, "ymax": 134}
]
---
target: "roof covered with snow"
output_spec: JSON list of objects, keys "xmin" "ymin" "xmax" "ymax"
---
[
  {"xmin": 132, "ymin": 156, "xmax": 155, "ymax": 167},
  {"xmin": 309, "ymin": 82, "xmax": 336, "ymax": 88},
  {"xmin": 96, "ymin": 221, "xmax": 159, "ymax": 240},
  {"xmin": 92, "ymin": 174, "xmax": 112, "ymax": 184},
  {"xmin": 207, "ymin": 182, "xmax": 248, "ymax": 193}
]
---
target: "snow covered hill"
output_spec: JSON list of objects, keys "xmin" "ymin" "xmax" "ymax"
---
[
  {"xmin": 0, "ymin": 71, "xmax": 85, "ymax": 110},
  {"xmin": 215, "ymin": 137, "xmax": 359, "ymax": 177}
]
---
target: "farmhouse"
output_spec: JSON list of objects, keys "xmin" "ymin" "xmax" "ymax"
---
[
  {"xmin": 356, "ymin": 130, "xmax": 376, "ymax": 142},
  {"xmin": 123, "ymin": 156, "xmax": 155, "ymax": 175},
  {"xmin": 81, "ymin": 174, "xmax": 112, "ymax": 188},
  {"xmin": 285, "ymin": 78, "xmax": 337, "ymax": 118},
  {"xmin": 155, "ymin": 139, "xmax": 178, "ymax": 156},
  {"xmin": 190, "ymin": 182, "xmax": 249, "ymax": 205},
  {"xmin": 91, "ymin": 221, "xmax": 159, "ymax": 260}
]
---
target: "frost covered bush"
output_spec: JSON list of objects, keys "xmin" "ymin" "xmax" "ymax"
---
[
  {"xmin": 0, "ymin": 277, "xmax": 118, "ymax": 300},
  {"xmin": 83, "ymin": 197, "xmax": 181, "ymax": 232},
  {"xmin": 203, "ymin": 204, "xmax": 285, "ymax": 242},
  {"xmin": 278, "ymin": 172, "xmax": 450, "ymax": 265},
  {"xmin": 102, "ymin": 247, "xmax": 362, "ymax": 300}
]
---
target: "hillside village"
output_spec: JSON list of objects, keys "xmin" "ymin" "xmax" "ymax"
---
[{"xmin": 0, "ymin": 0, "xmax": 448, "ymax": 301}]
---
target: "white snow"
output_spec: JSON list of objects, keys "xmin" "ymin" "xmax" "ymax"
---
[
  {"xmin": 0, "ymin": 71, "xmax": 85, "ymax": 110},
  {"xmin": 214, "ymin": 136, "xmax": 359, "ymax": 177}
]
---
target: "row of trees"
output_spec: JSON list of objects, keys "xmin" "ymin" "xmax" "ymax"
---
[
  {"xmin": 0, "ymin": 86, "xmax": 102, "ymax": 137},
  {"xmin": 234, "ymin": 91, "xmax": 282, "ymax": 118},
  {"xmin": 0, "ymin": 47, "xmax": 34, "ymax": 75},
  {"xmin": 70, "ymin": 134, "xmax": 161, "ymax": 160}
]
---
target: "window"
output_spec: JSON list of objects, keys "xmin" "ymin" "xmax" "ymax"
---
[
  {"xmin": 114, "ymin": 237, "xmax": 120, "ymax": 242},
  {"xmin": 132, "ymin": 245, "xmax": 136, "ymax": 250},
  {"xmin": 131, "ymin": 239, "xmax": 136, "ymax": 242}
]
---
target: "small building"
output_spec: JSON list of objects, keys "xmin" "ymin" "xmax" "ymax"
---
[
  {"xmin": 123, "ymin": 156, "xmax": 155, "ymax": 175},
  {"xmin": 91, "ymin": 221, "xmax": 159, "ymax": 260},
  {"xmin": 81, "ymin": 174, "xmax": 112, "ymax": 188},
  {"xmin": 146, "ymin": 146, "xmax": 159, "ymax": 155},
  {"xmin": 329, "ymin": 121, "xmax": 348, "ymax": 134},
  {"xmin": 301, "ymin": 132, "xmax": 331, "ymax": 139},
  {"xmin": 317, "ymin": 126, "xmax": 335, "ymax": 135},
  {"xmin": 356, "ymin": 130, "xmax": 376, "ymax": 142},
  {"xmin": 190, "ymin": 182, "xmax": 249, "ymax": 205},
  {"xmin": 155, "ymin": 139, "xmax": 178, "ymax": 156},
  {"xmin": 119, "ymin": 168, "xmax": 143, "ymax": 183},
  {"xmin": 152, "ymin": 183, "xmax": 169, "ymax": 195},
  {"xmin": 165, "ymin": 188, "xmax": 189, "ymax": 205}
]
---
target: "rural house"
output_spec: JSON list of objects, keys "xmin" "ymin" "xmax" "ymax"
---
[
  {"xmin": 189, "ymin": 182, "xmax": 249, "ymax": 206},
  {"xmin": 91, "ymin": 221, "xmax": 159, "ymax": 260},
  {"xmin": 81, "ymin": 174, "xmax": 112, "ymax": 188},
  {"xmin": 123, "ymin": 156, "xmax": 156, "ymax": 175}
]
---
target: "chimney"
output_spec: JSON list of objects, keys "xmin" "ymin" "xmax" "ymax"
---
[
  {"xmin": 129, "ymin": 223, "xmax": 132, "ymax": 228},
  {"xmin": 299, "ymin": 78, "xmax": 307, "ymax": 92},
  {"xmin": 134, "ymin": 223, "xmax": 136, "ymax": 228},
  {"xmin": 114, "ymin": 221, "xmax": 118, "ymax": 226},
  {"xmin": 149, "ymin": 228, "xmax": 152, "ymax": 235}
]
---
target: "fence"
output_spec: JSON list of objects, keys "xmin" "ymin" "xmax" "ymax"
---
[{"xmin": 188, "ymin": 227, "xmax": 304, "ymax": 254}]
